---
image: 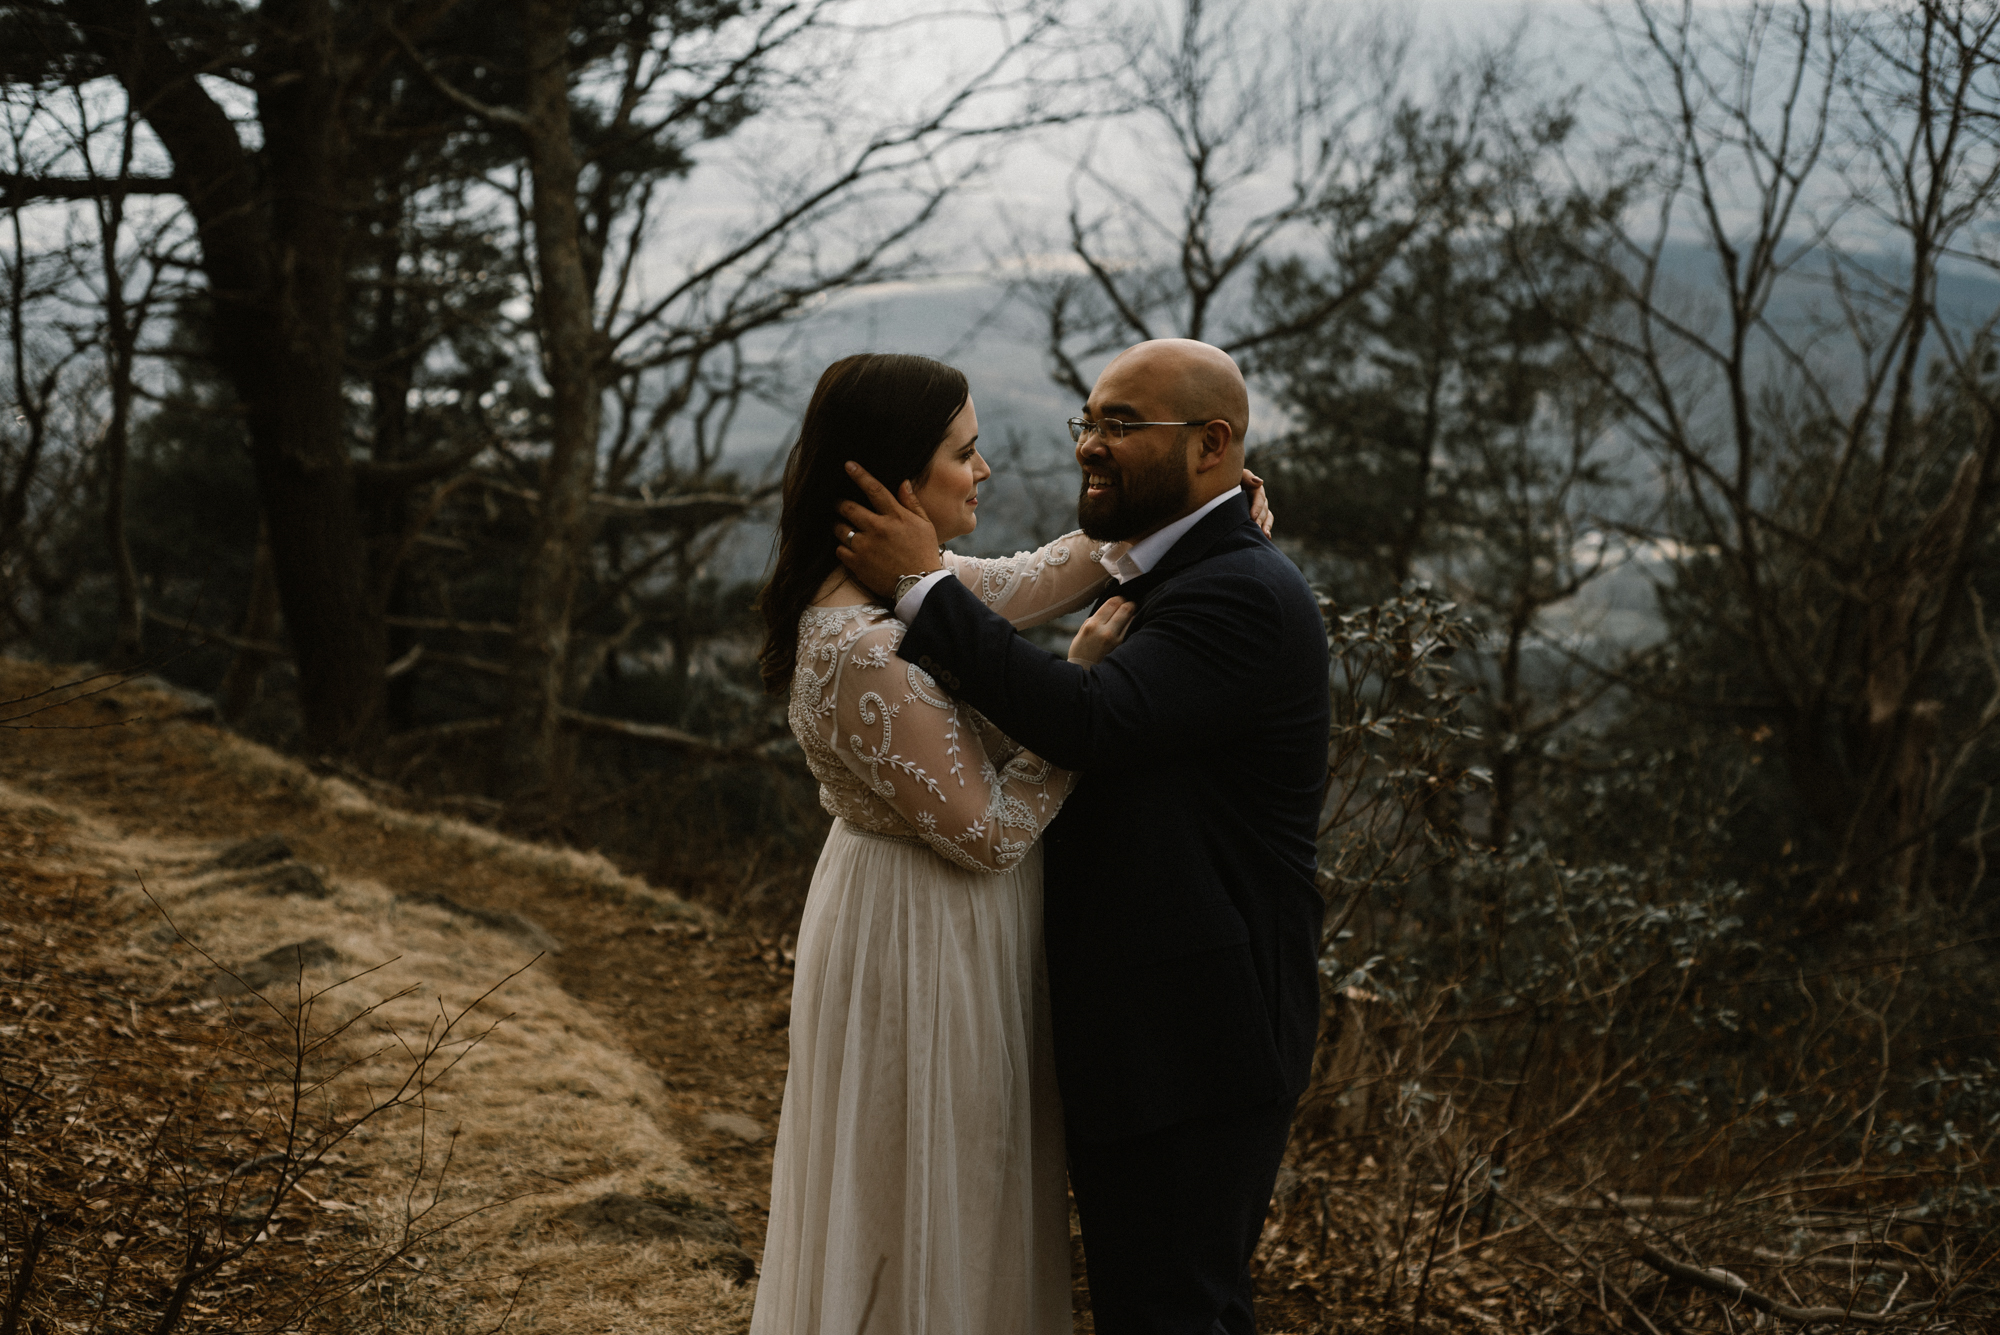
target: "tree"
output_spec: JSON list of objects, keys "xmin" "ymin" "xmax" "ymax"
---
[
  {"xmin": 1532, "ymin": 0, "xmax": 2000, "ymax": 925},
  {"xmin": 1017, "ymin": 0, "xmax": 1475, "ymax": 398},
  {"xmin": 2, "ymin": 0, "xmax": 467, "ymax": 754},
  {"xmin": 1252, "ymin": 105, "xmax": 1630, "ymax": 852},
  {"xmin": 70, "ymin": 85, "xmax": 176, "ymax": 667},
  {"xmin": 2, "ymin": 0, "xmax": 1074, "ymax": 800},
  {"xmin": 0, "ymin": 82, "xmax": 101, "ymax": 647},
  {"xmin": 394, "ymin": 0, "xmax": 1075, "ymax": 804}
]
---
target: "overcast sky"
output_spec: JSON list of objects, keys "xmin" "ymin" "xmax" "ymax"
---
[
  {"xmin": 651, "ymin": 0, "xmax": 1618, "ymax": 287},
  {"xmin": 663, "ymin": 2, "xmax": 1623, "ymax": 460}
]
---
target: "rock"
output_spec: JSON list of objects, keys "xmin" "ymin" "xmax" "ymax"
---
[
  {"xmin": 700, "ymin": 1112, "xmax": 768, "ymax": 1144},
  {"xmin": 125, "ymin": 674, "xmax": 218, "ymax": 722},
  {"xmin": 695, "ymin": 1246, "xmax": 757, "ymax": 1286},
  {"xmin": 205, "ymin": 834, "xmax": 293, "ymax": 872},
  {"xmin": 195, "ymin": 837, "xmax": 331, "ymax": 899},
  {"xmin": 257, "ymin": 862, "xmax": 332, "ymax": 899},
  {"xmin": 399, "ymin": 892, "xmax": 561, "ymax": 954},
  {"xmin": 557, "ymin": 1191, "xmax": 740, "ymax": 1246},
  {"xmin": 227, "ymin": 1191, "xmax": 274, "ymax": 1225},
  {"xmin": 205, "ymin": 938, "xmax": 341, "ymax": 997}
]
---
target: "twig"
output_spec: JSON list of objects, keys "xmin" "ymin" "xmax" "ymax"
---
[
  {"xmin": 1748, "ymin": 1247, "xmax": 1921, "ymax": 1277},
  {"xmin": 1412, "ymin": 1156, "xmax": 1469, "ymax": 1324},
  {"xmin": 0, "ymin": 1220, "xmax": 47, "ymax": 1335},
  {"xmin": 1434, "ymin": 1216, "xmax": 1536, "ymax": 1261},
  {"xmin": 382, "ymin": 707, "xmax": 785, "ymax": 764},
  {"xmin": 1635, "ymin": 1246, "xmax": 1939, "ymax": 1326},
  {"xmin": 1493, "ymin": 1189, "xmax": 1672, "ymax": 1335},
  {"xmin": 383, "ymin": 615, "xmax": 516, "ymax": 636},
  {"xmin": 0, "ymin": 665, "xmax": 159, "ymax": 727},
  {"xmin": 140, "ymin": 608, "xmax": 287, "ymax": 658}
]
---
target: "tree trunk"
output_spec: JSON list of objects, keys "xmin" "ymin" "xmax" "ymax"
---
[
  {"xmin": 218, "ymin": 522, "xmax": 282, "ymax": 723},
  {"xmin": 364, "ymin": 190, "xmax": 423, "ymax": 732},
  {"xmin": 1, "ymin": 201, "xmax": 50, "ymax": 639},
  {"xmin": 1805, "ymin": 445, "xmax": 1996, "ymax": 925},
  {"xmin": 251, "ymin": 0, "xmax": 384, "ymax": 756},
  {"xmin": 101, "ymin": 351, "xmax": 142, "ymax": 667},
  {"xmin": 500, "ymin": 0, "xmax": 603, "ymax": 805},
  {"xmin": 97, "ymin": 112, "xmax": 143, "ymax": 668},
  {"xmin": 71, "ymin": 0, "xmax": 386, "ymax": 757}
]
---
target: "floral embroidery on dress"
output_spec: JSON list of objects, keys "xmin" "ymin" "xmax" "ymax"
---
[
  {"xmin": 948, "ymin": 531, "xmax": 1104, "ymax": 619},
  {"xmin": 785, "ymin": 531, "xmax": 1109, "ymax": 873}
]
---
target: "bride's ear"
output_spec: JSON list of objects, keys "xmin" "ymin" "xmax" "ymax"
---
[{"xmin": 898, "ymin": 480, "xmax": 932, "ymax": 521}]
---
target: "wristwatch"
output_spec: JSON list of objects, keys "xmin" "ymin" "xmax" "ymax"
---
[{"xmin": 894, "ymin": 551, "xmax": 946, "ymax": 605}]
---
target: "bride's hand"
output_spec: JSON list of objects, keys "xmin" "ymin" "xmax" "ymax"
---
[
  {"xmin": 1069, "ymin": 597, "xmax": 1136, "ymax": 666},
  {"xmin": 1242, "ymin": 468, "xmax": 1273, "ymax": 537}
]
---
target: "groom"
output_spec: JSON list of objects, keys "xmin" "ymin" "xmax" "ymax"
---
[{"xmin": 835, "ymin": 338, "xmax": 1329, "ymax": 1333}]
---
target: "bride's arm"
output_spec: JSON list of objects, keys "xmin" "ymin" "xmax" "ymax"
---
[
  {"xmin": 940, "ymin": 531, "xmax": 1109, "ymax": 630},
  {"xmin": 938, "ymin": 470, "xmax": 1272, "ymax": 629},
  {"xmin": 829, "ymin": 618, "xmax": 1074, "ymax": 873}
]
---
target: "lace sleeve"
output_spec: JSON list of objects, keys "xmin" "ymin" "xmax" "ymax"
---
[
  {"xmin": 829, "ymin": 618, "xmax": 1075, "ymax": 873},
  {"xmin": 942, "ymin": 531, "xmax": 1110, "ymax": 629}
]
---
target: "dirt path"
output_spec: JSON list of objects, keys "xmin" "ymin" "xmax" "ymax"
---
[{"xmin": 545, "ymin": 904, "xmax": 794, "ymax": 1256}]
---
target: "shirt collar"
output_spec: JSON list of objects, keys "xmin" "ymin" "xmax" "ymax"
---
[{"xmin": 1095, "ymin": 488, "xmax": 1241, "ymax": 584}]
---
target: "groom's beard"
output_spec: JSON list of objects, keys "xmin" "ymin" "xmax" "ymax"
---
[{"xmin": 1077, "ymin": 454, "xmax": 1193, "ymax": 542}]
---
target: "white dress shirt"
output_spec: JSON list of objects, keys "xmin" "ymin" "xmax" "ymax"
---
[{"xmin": 893, "ymin": 486, "xmax": 1242, "ymax": 623}]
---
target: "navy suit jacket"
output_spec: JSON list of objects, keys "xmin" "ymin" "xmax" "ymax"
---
[{"xmin": 901, "ymin": 491, "xmax": 1330, "ymax": 1143}]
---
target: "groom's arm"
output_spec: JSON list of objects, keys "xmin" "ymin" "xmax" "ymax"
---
[
  {"xmin": 898, "ymin": 570, "xmax": 1284, "ymax": 771},
  {"xmin": 829, "ymin": 459, "xmax": 1288, "ymax": 769}
]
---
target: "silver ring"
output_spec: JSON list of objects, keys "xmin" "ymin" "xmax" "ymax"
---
[{"xmin": 845, "ymin": 527, "xmax": 857, "ymax": 543}]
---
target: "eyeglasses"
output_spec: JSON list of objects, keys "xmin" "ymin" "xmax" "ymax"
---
[{"xmin": 1066, "ymin": 417, "xmax": 1209, "ymax": 443}]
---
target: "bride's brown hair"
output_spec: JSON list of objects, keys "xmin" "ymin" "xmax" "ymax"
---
[{"xmin": 757, "ymin": 353, "xmax": 970, "ymax": 694}]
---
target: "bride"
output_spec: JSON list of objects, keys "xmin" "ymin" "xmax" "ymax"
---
[{"xmin": 749, "ymin": 353, "xmax": 1257, "ymax": 1333}]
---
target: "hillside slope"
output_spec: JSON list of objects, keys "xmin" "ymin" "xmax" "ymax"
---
[{"xmin": 0, "ymin": 661, "xmax": 799, "ymax": 1333}]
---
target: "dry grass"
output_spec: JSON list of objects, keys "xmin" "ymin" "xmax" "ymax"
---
[
  {"xmin": 1243, "ymin": 936, "xmax": 2000, "ymax": 1334},
  {"xmin": 0, "ymin": 664, "xmax": 761, "ymax": 1334}
]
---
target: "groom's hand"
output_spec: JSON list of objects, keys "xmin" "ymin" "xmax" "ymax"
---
[{"xmin": 833, "ymin": 461, "xmax": 943, "ymax": 598}]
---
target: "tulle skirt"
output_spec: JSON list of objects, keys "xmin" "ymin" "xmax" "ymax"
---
[{"xmin": 750, "ymin": 819, "xmax": 1072, "ymax": 1335}]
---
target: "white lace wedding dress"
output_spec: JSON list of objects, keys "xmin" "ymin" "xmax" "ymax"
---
[{"xmin": 750, "ymin": 533, "xmax": 1110, "ymax": 1335}]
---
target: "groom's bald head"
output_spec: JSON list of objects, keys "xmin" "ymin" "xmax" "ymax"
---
[{"xmin": 1097, "ymin": 339, "xmax": 1250, "ymax": 450}]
